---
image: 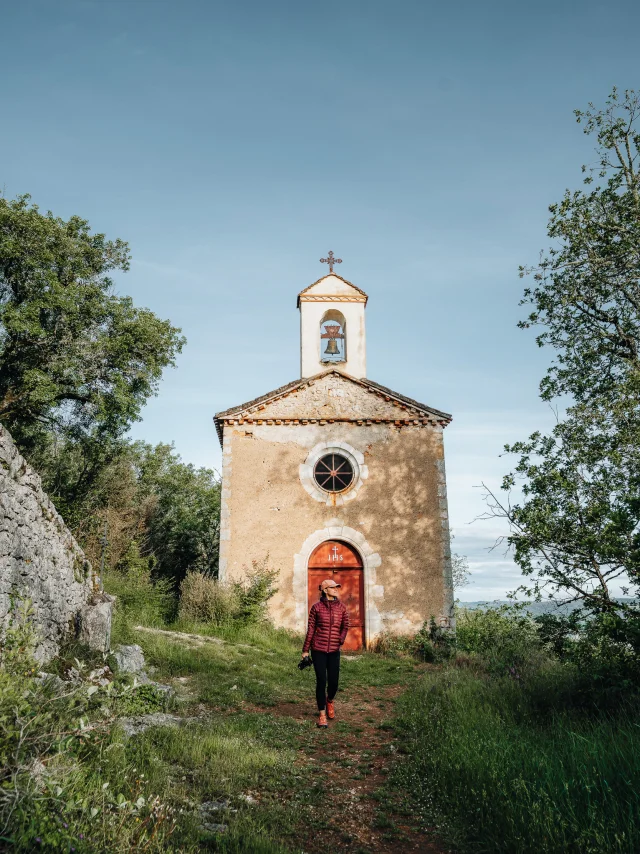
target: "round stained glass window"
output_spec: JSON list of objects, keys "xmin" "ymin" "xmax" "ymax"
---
[{"xmin": 313, "ymin": 453, "xmax": 355, "ymax": 493}]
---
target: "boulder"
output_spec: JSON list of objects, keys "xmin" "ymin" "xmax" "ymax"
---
[
  {"xmin": 118, "ymin": 712, "xmax": 201, "ymax": 738},
  {"xmin": 0, "ymin": 424, "xmax": 112, "ymax": 662},
  {"xmin": 110, "ymin": 643, "xmax": 146, "ymax": 674},
  {"xmin": 80, "ymin": 593, "xmax": 115, "ymax": 653}
]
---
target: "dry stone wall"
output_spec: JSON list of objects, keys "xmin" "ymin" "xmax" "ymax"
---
[{"xmin": 0, "ymin": 424, "xmax": 113, "ymax": 662}]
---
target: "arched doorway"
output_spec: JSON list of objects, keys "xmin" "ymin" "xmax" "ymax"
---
[{"xmin": 308, "ymin": 540, "xmax": 364, "ymax": 651}]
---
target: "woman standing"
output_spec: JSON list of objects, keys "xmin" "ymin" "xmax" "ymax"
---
[{"xmin": 301, "ymin": 578, "xmax": 350, "ymax": 727}]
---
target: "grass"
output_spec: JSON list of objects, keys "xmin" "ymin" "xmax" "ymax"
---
[
  {"xmin": 391, "ymin": 665, "xmax": 640, "ymax": 854},
  {"xmin": 0, "ymin": 572, "xmax": 422, "ymax": 853},
  {"xmin": 11, "ymin": 570, "xmax": 640, "ymax": 853},
  {"xmin": 106, "ymin": 615, "xmax": 423, "ymax": 852},
  {"xmin": 1, "ymin": 617, "xmax": 333, "ymax": 852}
]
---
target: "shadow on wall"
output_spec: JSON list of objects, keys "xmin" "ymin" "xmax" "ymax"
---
[{"xmin": 251, "ymin": 424, "xmax": 451, "ymax": 634}]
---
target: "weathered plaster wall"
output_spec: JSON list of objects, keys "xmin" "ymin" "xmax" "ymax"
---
[
  {"xmin": 219, "ymin": 420, "xmax": 453, "ymax": 643},
  {"xmin": 0, "ymin": 424, "xmax": 113, "ymax": 662}
]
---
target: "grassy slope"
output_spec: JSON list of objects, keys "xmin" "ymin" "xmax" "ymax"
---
[
  {"xmin": 13, "ymin": 572, "xmax": 640, "ymax": 854},
  {"xmin": 392, "ymin": 667, "xmax": 640, "ymax": 854},
  {"xmin": 122, "ymin": 610, "xmax": 640, "ymax": 854},
  {"xmin": 104, "ymin": 608, "xmax": 424, "ymax": 854}
]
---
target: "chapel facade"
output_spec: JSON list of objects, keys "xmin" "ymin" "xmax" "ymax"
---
[{"xmin": 214, "ymin": 267, "xmax": 454, "ymax": 650}]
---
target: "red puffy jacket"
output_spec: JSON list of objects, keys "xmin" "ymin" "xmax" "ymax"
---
[{"xmin": 303, "ymin": 598, "xmax": 350, "ymax": 654}]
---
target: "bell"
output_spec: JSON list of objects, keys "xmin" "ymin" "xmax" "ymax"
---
[{"xmin": 324, "ymin": 338, "xmax": 340, "ymax": 356}]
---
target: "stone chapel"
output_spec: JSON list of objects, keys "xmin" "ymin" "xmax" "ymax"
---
[{"xmin": 214, "ymin": 264, "xmax": 454, "ymax": 650}]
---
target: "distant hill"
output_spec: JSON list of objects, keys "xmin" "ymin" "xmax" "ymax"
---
[{"xmin": 458, "ymin": 599, "xmax": 637, "ymax": 616}]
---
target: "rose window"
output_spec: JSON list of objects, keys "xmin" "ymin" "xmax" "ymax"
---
[{"xmin": 313, "ymin": 453, "xmax": 355, "ymax": 493}]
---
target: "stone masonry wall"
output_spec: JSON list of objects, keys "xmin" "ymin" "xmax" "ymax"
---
[
  {"xmin": 220, "ymin": 420, "xmax": 454, "ymax": 644},
  {"xmin": 0, "ymin": 424, "xmax": 113, "ymax": 662}
]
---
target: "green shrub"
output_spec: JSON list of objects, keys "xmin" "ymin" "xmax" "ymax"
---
[
  {"xmin": 372, "ymin": 631, "xmax": 418, "ymax": 657},
  {"xmin": 456, "ymin": 604, "xmax": 548, "ymax": 677},
  {"xmin": 531, "ymin": 609, "xmax": 640, "ymax": 709},
  {"xmin": 114, "ymin": 682, "xmax": 170, "ymax": 716},
  {"xmin": 0, "ymin": 608, "xmax": 177, "ymax": 852},
  {"xmin": 178, "ymin": 560, "xmax": 279, "ymax": 627},
  {"xmin": 533, "ymin": 609, "xmax": 584, "ymax": 658},
  {"xmin": 233, "ymin": 559, "xmax": 279, "ymax": 624},
  {"xmin": 178, "ymin": 570, "xmax": 239, "ymax": 624},
  {"xmin": 0, "ymin": 599, "xmax": 38, "ymax": 675},
  {"xmin": 373, "ymin": 619, "xmax": 454, "ymax": 662},
  {"xmin": 104, "ymin": 562, "xmax": 175, "ymax": 643},
  {"xmin": 566, "ymin": 616, "xmax": 640, "ymax": 709}
]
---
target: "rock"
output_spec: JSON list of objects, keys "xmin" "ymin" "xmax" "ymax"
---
[
  {"xmin": 65, "ymin": 666, "xmax": 82, "ymax": 684},
  {"xmin": 200, "ymin": 799, "xmax": 231, "ymax": 813},
  {"xmin": 110, "ymin": 644, "xmax": 145, "ymax": 674},
  {"xmin": 238, "ymin": 793, "xmax": 257, "ymax": 805},
  {"xmin": 117, "ymin": 712, "xmax": 201, "ymax": 738},
  {"xmin": 201, "ymin": 822, "xmax": 228, "ymax": 834},
  {"xmin": 199, "ymin": 802, "xmax": 231, "ymax": 833},
  {"xmin": 151, "ymin": 683, "xmax": 175, "ymax": 700},
  {"xmin": 35, "ymin": 672, "xmax": 66, "ymax": 691},
  {"xmin": 27, "ymin": 758, "xmax": 48, "ymax": 786},
  {"xmin": 0, "ymin": 424, "xmax": 111, "ymax": 663},
  {"xmin": 80, "ymin": 594, "xmax": 114, "ymax": 653},
  {"xmin": 88, "ymin": 665, "xmax": 112, "ymax": 687}
]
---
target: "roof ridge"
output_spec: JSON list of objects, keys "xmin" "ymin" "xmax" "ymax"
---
[{"xmin": 213, "ymin": 370, "xmax": 452, "ymax": 445}]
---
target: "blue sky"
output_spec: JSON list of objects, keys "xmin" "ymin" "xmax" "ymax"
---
[{"xmin": 3, "ymin": 0, "xmax": 639, "ymax": 599}]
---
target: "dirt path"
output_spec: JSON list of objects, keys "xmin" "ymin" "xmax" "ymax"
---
[
  {"xmin": 138, "ymin": 625, "xmax": 447, "ymax": 852},
  {"xmin": 244, "ymin": 683, "xmax": 448, "ymax": 854}
]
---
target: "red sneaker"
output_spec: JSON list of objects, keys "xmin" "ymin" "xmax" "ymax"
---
[
  {"xmin": 317, "ymin": 710, "xmax": 328, "ymax": 728},
  {"xmin": 326, "ymin": 699, "xmax": 335, "ymax": 720}
]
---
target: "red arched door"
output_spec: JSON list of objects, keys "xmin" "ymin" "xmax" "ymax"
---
[{"xmin": 308, "ymin": 540, "xmax": 364, "ymax": 651}]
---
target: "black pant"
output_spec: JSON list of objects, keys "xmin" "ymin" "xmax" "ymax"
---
[{"xmin": 312, "ymin": 650, "xmax": 340, "ymax": 711}]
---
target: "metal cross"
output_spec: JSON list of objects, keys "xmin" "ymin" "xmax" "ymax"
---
[{"xmin": 320, "ymin": 250, "xmax": 342, "ymax": 274}]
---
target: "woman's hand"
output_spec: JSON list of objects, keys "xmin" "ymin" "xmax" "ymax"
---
[{"xmin": 301, "ymin": 652, "xmax": 309, "ymax": 660}]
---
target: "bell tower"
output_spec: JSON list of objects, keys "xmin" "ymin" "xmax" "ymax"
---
[{"xmin": 297, "ymin": 260, "xmax": 368, "ymax": 379}]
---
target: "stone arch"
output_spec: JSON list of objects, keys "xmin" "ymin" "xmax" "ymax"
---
[{"xmin": 293, "ymin": 523, "xmax": 383, "ymax": 647}]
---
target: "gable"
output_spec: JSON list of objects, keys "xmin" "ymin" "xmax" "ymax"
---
[
  {"xmin": 297, "ymin": 274, "xmax": 368, "ymax": 307},
  {"xmin": 214, "ymin": 370, "xmax": 451, "ymax": 443},
  {"xmin": 250, "ymin": 373, "xmax": 406, "ymax": 421}
]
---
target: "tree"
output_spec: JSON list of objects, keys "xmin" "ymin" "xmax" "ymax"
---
[
  {"xmin": 451, "ymin": 553, "xmax": 470, "ymax": 591},
  {"xmin": 450, "ymin": 534, "xmax": 471, "ymax": 591},
  {"xmin": 490, "ymin": 90, "xmax": 640, "ymax": 636},
  {"xmin": 519, "ymin": 88, "xmax": 640, "ymax": 407},
  {"xmin": 133, "ymin": 442, "xmax": 221, "ymax": 582},
  {"xmin": 60, "ymin": 441, "xmax": 221, "ymax": 585},
  {"xmin": 486, "ymin": 413, "xmax": 640, "ymax": 611},
  {"xmin": 0, "ymin": 195, "xmax": 185, "ymax": 473},
  {"xmin": 0, "ymin": 194, "xmax": 222, "ymax": 584}
]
